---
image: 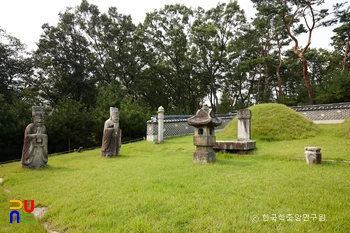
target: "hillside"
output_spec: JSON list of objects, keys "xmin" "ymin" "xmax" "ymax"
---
[{"xmin": 336, "ymin": 116, "xmax": 350, "ymax": 138}]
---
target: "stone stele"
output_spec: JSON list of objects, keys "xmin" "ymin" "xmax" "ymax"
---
[
  {"xmin": 21, "ymin": 106, "xmax": 48, "ymax": 168},
  {"xmin": 101, "ymin": 107, "xmax": 122, "ymax": 157},
  {"xmin": 214, "ymin": 108, "xmax": 256, "ymax": 153},
  {"xmin": 188, "ymin": 105, "xmax": 222, "ymax": 163}
]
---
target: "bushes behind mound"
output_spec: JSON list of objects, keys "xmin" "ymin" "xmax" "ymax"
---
[
  {"xmin": 217, "ymin": 103, "xmax": 319, "ymax": 141},
  {"xmin": 335, "ymin": 116, "xmax": 350, "ymax": 138}
]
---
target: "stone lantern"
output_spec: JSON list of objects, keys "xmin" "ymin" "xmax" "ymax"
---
[{"xmin": 187, "ymin": 105, "xmax": 222, "ymax": 163}]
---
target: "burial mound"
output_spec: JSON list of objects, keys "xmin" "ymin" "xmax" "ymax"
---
[
  {"xmin": 336, "ymin": 116, "xmax": 350, "ymax": 138},
  {"xmin": 218, "ymin": 103, "xmax": 319, "ymax": 141}
]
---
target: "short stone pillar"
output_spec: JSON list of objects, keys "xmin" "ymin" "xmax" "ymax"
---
[
  {"xmin": 305, "ymin": 147, "xmax": 322, "ymax": 164},
  {"xmin": 21, "ymin": 106, "xmax": 48, "ymax": 168},
  {"xmin": 188, "ymin": 105, "xmax": 222, "ymax": 163},
  {"xmin": 157, "ymin": 106, "xmax": 165, "ymax": 144}
]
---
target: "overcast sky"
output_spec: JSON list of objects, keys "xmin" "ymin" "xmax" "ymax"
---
[{"xmin": 0, "ymin": 0, "xmax": 341, "ymax": 52}]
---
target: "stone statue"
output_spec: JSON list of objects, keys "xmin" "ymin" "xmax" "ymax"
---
[
  {"xmin": 21, "ymin": 106, "xmax": 48, "ymax": 168},
  {"xmin": 101, "ymin": 107, "xmax": 122, "ymax": 157}
]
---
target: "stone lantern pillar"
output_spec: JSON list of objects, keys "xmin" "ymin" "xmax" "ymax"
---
[
  {"xmin": 157, "ymin": 106, "xmax": 165, "ymax": 144},
  {"xmin": 188, "ymin": 105, "xmax": 222, "ymax": 163}
]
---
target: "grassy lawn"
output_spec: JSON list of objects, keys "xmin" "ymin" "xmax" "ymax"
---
[{"xmin": 1, "ymin": 124, "xmax": 350, "ymax": 233}]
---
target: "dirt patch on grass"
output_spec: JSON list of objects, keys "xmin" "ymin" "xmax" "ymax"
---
[{"xmin": 33, "ymin": 206, "xmax": 49, "ymax": 218}]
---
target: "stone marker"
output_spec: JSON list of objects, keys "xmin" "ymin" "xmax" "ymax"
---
[
  {"xmin": 157, "ymin": 106, "xmax": 165, "ymax": 144},
  {"xmin": 305, "ymin": 147, "xmax": 322, "ymax": 164},
  {"xmin": 237, "ymin": 109, "xmax": 252, "ymax": 140},
  {"xmin": 101, "ymin": 107, "xmax": 122, "ymax": 157},
  {"xmin": 187, "ymin": 105, "xmax": 222, "ymax": 163},
  {"xmin": 214, "ymin": 109, "xmax": 256, "ymax": 153},
  {"xmin": 21, "ymin": 106, "xmax": 48, "ymax": 168}
]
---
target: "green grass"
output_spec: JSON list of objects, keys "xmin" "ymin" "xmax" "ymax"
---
[
  {"xmin": 335, "ymin": 116, "xmax": 350, "ymax": 138},
  {"xmin": 218, "ymin": 103, "xmax": 319, "ymax": 141},
  {"xmin": 1, "ymin": 125, "xmax": 350, "ymax": 233}
]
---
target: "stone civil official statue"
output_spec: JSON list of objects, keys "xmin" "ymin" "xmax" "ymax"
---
[
  {"xmin": 101, "ymin": 107, "xmax": 122, "ymax": 157},
  {"xmin": 21, "ymin": 106, "xmax": 48, "ymax": 168}
]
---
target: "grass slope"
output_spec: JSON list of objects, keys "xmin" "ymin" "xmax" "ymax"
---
[
  {"xmin": 218, "ymin": 103, "xmax": 319, "ymax": 141},
  {"xmin": 336, "ymin": 116, "xmax": 350, "ymax": 138},
  {"xmin": 1, "ymin": 125, "xmax": 350, "ymax": 233}
]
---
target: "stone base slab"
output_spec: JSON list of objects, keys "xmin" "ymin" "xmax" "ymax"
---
[
  {"xmin": 214, "ymin": 140, "xmax": 256, "ymax": 153},
  {"xmin": 193, "ymin": 150, "xmax": 216, "ymax": 163}
]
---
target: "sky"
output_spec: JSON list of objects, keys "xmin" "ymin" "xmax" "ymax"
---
[{"xmin": 0, "ymin": 0, "xmax": 342, "ymax": 52}]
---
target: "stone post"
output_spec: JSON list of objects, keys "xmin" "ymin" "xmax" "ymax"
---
[
  {"xmin": 157, "ymin": 106, "xmax": 165, "ymax": 144},
  {"xmin": 305, "ymin": 147, "xmax": 322, "ymax": 164},
  {"xmin": 237, "ymin": 109, "xmax": 252, "ymax": 141},
  {"xmin": 146, "ymin": 118, "xmax": 157, "ymax": 141}
]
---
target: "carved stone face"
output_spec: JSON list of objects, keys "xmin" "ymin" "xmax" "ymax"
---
[
  {"xmin": 110, "ymin": 110, "xmax": 119, "ymax": 123},
  {"xmin": 32, "ymin": 106, "xmax": 44, "ymax": 128},
  {"xmin": 33, "ymin": 115, "xmax": 44, "ymax": 127}
]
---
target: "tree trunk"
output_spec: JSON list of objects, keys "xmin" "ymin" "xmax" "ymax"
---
[
  {"xmin": 210, "ymin": 75, "xmax": 217, "ymax": 113},
  {"xmin": 275, "ymin": 34, "xmax": 283, "ymax": 97},
  {"xmin": 264, "ymin": 63, "xmax": 269, "ymax": 101},
  {"xmin": 263, "ymin": 36, "xmax": 270, "ymax": 101},
  {"xmin": 301, "ymin": 57, "xmax": 314, "ymax": 105},
  {"xmin": 276, "ymin": 65, "xmax": 283, "ymax": 97},
  {"xmin": 342, "ymin": 33, "xmax": 349, "ymax": 72},
  {"xmin": 257, "ymin": 65, "xmax": 262, "ymax": 104},
  {"xmin": 281, "ymin": 1, "xmax": 315, "ymax": 105}
]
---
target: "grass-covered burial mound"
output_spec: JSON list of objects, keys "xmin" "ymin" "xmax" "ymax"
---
[
  {"xmin": 217, "ymin": 103, "xmax": 319, "ymax": 141},
  {"xmin": 336, "ymin": 116, "xmax": 350, "ymax": 138}
]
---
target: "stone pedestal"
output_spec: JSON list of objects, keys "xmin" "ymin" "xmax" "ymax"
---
[
  {"xmin": 215, "ymin": 140, "xmax": 256, "ymax": 153},
  {"xmin": 188, "ymin": 106, "xmax": 222, "ymax": 163},
  {"xmin": 305, "ymin": 147, "xmax": 322, "ymax": 164}
]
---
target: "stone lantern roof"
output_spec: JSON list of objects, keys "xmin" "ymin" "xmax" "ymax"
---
[{"xmin": 187, "ymin": 105, "xmax": 222, "ymax": 127}]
